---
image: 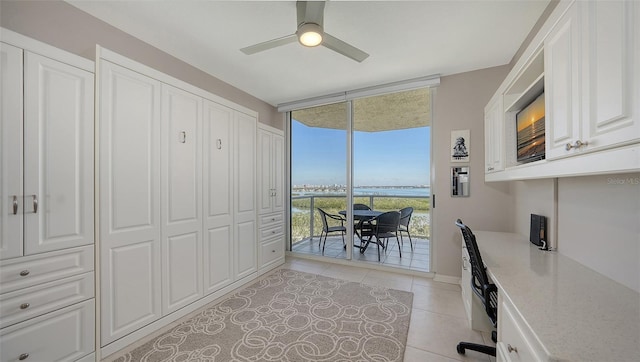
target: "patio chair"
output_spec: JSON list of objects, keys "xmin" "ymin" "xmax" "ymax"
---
[
  {"xmin": 317, "ymin": 208, "xmax": 346, "ymax": 254},
  {"xmin": 352, "ymin": 203, "xmax": 373, "ymax": 242},
  {"xmin": 360, "ymin": 211, "xmax": 401, "ymax": 261},
  {"xmin": 398, "ymin": 207, "xmax": 414, "ymax": 251},
  {"xmin": 353, "ymin": 203, "xmax": 371, "ymax": 210}
]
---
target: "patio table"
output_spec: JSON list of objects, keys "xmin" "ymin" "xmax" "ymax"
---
[{"xmin": 339, "ymin": 209, "xmax": 383, "ymax": 253}]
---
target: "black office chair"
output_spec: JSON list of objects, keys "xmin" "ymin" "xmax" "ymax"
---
[
  {"xmin": 361, "ymin": 211, "xmax": 401, "ymax": 261},
  {"xmin": 398, "ymin": 207, "xmax": 414, "ymax": 251},
  {"xmin": 454, "ymin": 219, "xmax": 497, "ymax": 357},
  {"xmin": 317, "ymin": 208, "xmax": 346, "ymax": 253}
]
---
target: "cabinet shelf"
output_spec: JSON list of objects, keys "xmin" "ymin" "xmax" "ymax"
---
[{"xmin": 504, "ymin": 73, "xmax": 544, "ymax": 113}]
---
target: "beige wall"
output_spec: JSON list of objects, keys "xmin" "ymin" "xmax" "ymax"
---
[
  {"xmin": 513, "ymin": 178, "xmax": 557, "ymax": 248},
  {"xmin": 0, "ymin": 0, "xmax": 284, "ymax": 130},
  {"xmin": 432, "ymin": 66, "xmax": 515, "ymax": 279}
]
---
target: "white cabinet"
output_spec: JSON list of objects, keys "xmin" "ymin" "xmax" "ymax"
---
[
  {"xmin": 579, "ymin": 1, "xmax": 639, "ymax": 153},
  {"xmin": 1, "ymin": 43, "xmax": 94, "ymax": 260},
  {"xmin": 546, "ymin": 0, "xmax": 638, "ymax": 161},
  {"xmin": 99, "ymin": 48, "xmax": 260, "ymax": 348},
  {"xmin": 484, "ymin": 95, "xmax": 504, "ymax": 173},
  {"xmin": 0, "ymin": 30, "xmax": 95, "ymax": 362},
  {"xmin": 485, "ymin": 0, "xmax": 640, "ymax": 181},
  {"xmin": 203, "ymin": 101, "xmax": 258, "ymax": 291},
  {"xmin": 497, "ymin": 292, "xmax": 545, "ymax": 362},
  {"xmin": 258, "ymin": 126, "xmax": 285, "ymax": 214},
  {"xmin": 0, "ymin": 42, "xmax": 23, "ymax": 260},
  {"xmin": 0, "ymin": 299, "xmax": 95, "ymax": 362},
  {"xmin": 234, "ymin": 112, "xmax": 258, "ymax": 280},
  {"xmin": 160, "ymin": 84, "xmax": 203, "ymax": 315},
  {"xmin": 544, "ymin": 1, "xmax": 583, "ymax": 160},
  {"xmin": 99, "ymin": 59, "xmax": 162, "ymax": 345},
  {"xmin": 257, "ymin": 125, "xmax": 285, "ymax": 272}
]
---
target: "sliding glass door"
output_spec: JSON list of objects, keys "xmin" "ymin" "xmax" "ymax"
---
[
  {"xmin": 290, "ymin": 102, "xmax": 348, "ymax": 259},
  {"xmin": 288, "ymin": 88, "xmax": 432, "ymax": 272}
]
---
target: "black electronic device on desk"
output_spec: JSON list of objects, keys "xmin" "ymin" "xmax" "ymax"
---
[{"xmin": 530, "ymin": 214, "xmax": 547, "ymax": 249}]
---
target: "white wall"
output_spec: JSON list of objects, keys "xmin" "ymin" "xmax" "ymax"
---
[
  {"xmin": 512, "ymin": 173, "xmax": 640, "ymax": 292},
  {"xmin": 432, "ymin": 66, "xmax": 515, "ymax": 280},
  {"xmin": 0, "ymin": 0, "xmax": 284, "ymax": 130},
  {"xmin": 513, "ymin": 178, "xmax": 557, "ymax": 248},
  {"xmin": 557, "ymin": 173, "xmax": 640, "ymax": 292}
]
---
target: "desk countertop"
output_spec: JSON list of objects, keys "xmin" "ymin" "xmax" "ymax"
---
[{"xmin": 474, "ymin": 231, "xmax": 640, "ymax": 361}]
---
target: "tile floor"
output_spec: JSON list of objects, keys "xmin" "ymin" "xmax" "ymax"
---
[
  {"xmin": 104, "ymin": 256, "xmax": 495, "ymax": 362},
  {"xmin": 280, "ymin": 256, "xmax": 496, "ymax": 362},
  {"xmin": 291, "ymin": 235, "xmax": 431, "ymax": 272}
]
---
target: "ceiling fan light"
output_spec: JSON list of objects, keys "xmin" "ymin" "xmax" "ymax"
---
[{"xmin": 297, "ymin": 23, "xmax": 323, "ymax": 47}]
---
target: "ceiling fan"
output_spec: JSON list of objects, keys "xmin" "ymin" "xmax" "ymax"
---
[{"xmin": 240, "ymin": 1, "xmax": 369, "ymax": 63}]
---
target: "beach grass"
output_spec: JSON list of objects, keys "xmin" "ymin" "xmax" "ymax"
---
[{"xmin": 291, "ymin": 196, "xmax": 430, "ymax": 243}]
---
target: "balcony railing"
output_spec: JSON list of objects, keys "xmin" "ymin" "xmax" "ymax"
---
[{"xmin": 291, "ymin": 194, "xmax": 430, "ymax": 244}]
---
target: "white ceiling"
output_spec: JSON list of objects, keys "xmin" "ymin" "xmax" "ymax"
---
[{"xmin": 67, "ymin": 0, "xmax": 549, "ymax": 106}]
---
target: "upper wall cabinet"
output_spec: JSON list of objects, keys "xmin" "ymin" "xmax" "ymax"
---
[
  {"xmin": 1, "ymin": 42, "xmax": 94, "ymax": 260},
  {"xmin": 485, "ymin": 0, "xmax": 639, "ymax": 181}
]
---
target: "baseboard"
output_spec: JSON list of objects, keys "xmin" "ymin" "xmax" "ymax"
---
[{"xmin": 433, "ymin": 273, "xmax": 461, "ymax": 285}]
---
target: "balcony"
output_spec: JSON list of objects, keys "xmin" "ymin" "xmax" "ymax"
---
[{"xmin": 291, "ymin": 194, "xmax": 430, "ymax": 272}]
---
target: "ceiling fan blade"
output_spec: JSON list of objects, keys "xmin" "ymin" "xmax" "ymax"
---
[
  {"xmin": 322, "ymin": 33, "xmax": 370, "ymax": 62},
  {"xmin": 240, "ymin": 34, "xmax": 297, "ymax": 55}
]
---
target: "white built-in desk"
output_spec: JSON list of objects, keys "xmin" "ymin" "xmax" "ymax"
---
[{"xmin": 473, "ymin": 231, "xmax": 640, "ymax": 361}]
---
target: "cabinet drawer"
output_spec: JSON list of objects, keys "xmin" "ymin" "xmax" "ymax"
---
[
  {"xmin": 261, "ymin": 238, "xmax": 284, "ymax": 267},
  {"xmin": 260, "ymin": 224, "xmax": 283, "ymax": 241},
  {"xmin": 0, "ymin": 299, "xmax": 95, "ymax": 362},
  {"xmin": 0, "ymin": 272, "xmax": 94, "ymax": 328},
  {"xmin": 259, "ymin": 212, "xmax": 284, "ymax": 229},
  {"xmin": 0, "ymin": 246, "xmax": 93, "ymax": 294},
  {"xmin": 499, "ymin": 297, "xmax": 544, "ymax": 362}
]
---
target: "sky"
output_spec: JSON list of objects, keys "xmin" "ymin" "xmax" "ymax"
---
[{"xmin": 291, "ymin": 120, "xmax": 430, "ymax": 186}]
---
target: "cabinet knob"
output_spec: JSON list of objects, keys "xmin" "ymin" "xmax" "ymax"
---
[
  {"xmin": 272, "ymin": 250, "xmax": 276, "ymax": 253},
  {"xmin": 507, "ymin": 344, "xmax": 518, "ymax": 353},
  {"xmin": 565, "ymin": 140, "xmax": 588, "ymax": 151},
  {"xmin": 19, "ymin": 270, "xmax": 30, "ymax": 277},
  {"xmin": 487, "ymin": 167, "xmax": 494, "ymax": 171},
  {"xmin": 12, "ymin": 195, "xmax": 18, "ymax": 215},
  {"xmin": 20, "ymin": 303, "xmax": 30, "ymax": 310},
  {"xmin": 19, "ymin": 353, "xmax": 29, "ymax": 360}
]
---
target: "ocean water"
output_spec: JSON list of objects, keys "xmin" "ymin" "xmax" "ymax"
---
[
  {"xmin": 353, "ymin": 187, "xmax": 430, "ymax": 197},
  {"xmin": 293, "ymin": 187, "xmax": 430, "ymax": 197}
]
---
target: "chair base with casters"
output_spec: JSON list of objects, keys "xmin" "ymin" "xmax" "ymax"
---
[
  {"xmin": 454, "ymin": 219, "xmax": 498, "ymax": 359},
  {"xmin": 456, "ymin": 331, "xmax": 497, "ymax": 356}
]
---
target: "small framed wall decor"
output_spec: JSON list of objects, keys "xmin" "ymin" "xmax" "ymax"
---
[{"xmin": 451, "ymin": 129, "xmax": 470, "ymax": 163}]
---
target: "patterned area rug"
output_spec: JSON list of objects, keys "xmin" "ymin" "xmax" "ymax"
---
[{"xmin": 110, "ymin": 269, "xmax": 413, "ymax": 361}]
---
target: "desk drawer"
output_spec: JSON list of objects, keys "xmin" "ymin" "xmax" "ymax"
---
[
  {"xmin": 259, "ymin": 213, "xmax": 284, "ymax": 229},
  {"xmin": 0, "ymin": 246, "xmax": 94, "ymax": 294},
  {"xmin": 498, "ymin": 296, "xmax": 544, "ymax": 362},
  {"xmin": 261, "ymin": 238, "xmax": 284, "ymax": 267},
  {"xmin": 260, "ymin": 224, "xmax": 283, "ymax": 241},
  {"xmin": 0, "ymin": 272, "xmax": 94, "ymax": 328},
  {"xmin": 0, "ymin": 299, "xmax": 95, "ymax": 362}
]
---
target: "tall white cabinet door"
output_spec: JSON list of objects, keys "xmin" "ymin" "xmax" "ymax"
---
[
  {"xmin": 234, "ymin": 112, "xmax": 257, "ymax": 280},
  {"xmin": 0, "ymin": 43, "xmax": 23, "ymax": 260},
  {"xmin": 203, "ymin": 101, "xmax": 234, "ymax": 294},
  {"xmin": 23, "ymin": 52, "xmax": 94, "ymax": 255},
  {"xmin": 271, "ymin": 133, "xmax": 284, "ymax": 213},
  {"xmin": 161, "ymin": 84, "xmax": 203, "ymax": 314},
  {"xmin": 545, "ymin": 2, "xmax": 582, "ymax": 159},
  {"xmin": 99, "ymin": 60, "xmax": 162, "ymax": 345},
  {"xmin": 582, "ymin": 1, "xmax": 638, "ymax": 148},
  {"xmin": 258, "ymin": 130, "xmax": 273, "ymax": 214}
]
